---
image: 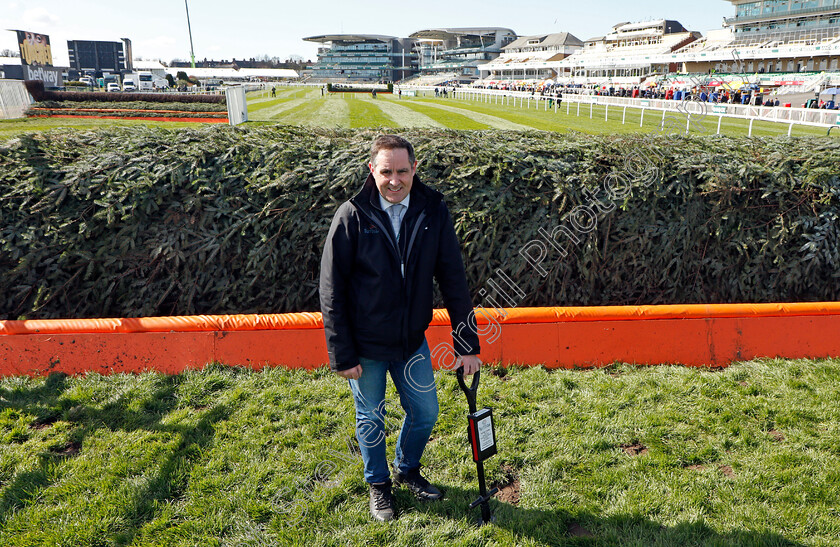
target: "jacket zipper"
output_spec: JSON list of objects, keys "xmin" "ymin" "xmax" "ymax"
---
[
  {"xmin": 354, "ymin": 203, "xmax": 429, "ymax": 359},
  {"xmin": 404, "ymin": 210, "xmax": 427, "ymax": 273}
]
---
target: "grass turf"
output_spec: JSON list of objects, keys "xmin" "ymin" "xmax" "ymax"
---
[
  {"xmin": 3, "ymin": 87, "xmax": 835, "ymax": 139},
  {"xmin": 240, "ymin": 87, "xmax": 838, "ymax": 138},
  {"xmin": 0, "ymin": 117, "xmax": 210, "ymax": 139},
  {"xmin": 1, "ymin": 358, "xmax": 838, "ymax": 546}
]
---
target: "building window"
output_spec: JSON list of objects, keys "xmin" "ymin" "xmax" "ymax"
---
[
  {"xmin": 763, "ymin": 0, "xmax": 789, "ymax": 14},
  {"xmin": 737, "ymin": 2, "xmax": 761, "ymax": 17}
]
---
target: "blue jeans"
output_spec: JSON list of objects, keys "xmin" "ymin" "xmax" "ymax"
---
[{"xmin": 349, "ymin": 339, "xmax": 439, "ymax": 484}]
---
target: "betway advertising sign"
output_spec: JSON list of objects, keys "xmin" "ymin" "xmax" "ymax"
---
[{"xmin": 23, "ymin": 65, "xmax": 63, "ymax": 87}]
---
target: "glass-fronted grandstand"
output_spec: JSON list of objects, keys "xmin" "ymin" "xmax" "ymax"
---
[
  {"xmin": 726, "ymin": 0, "xmax": 840, "ymax": 42},
  {"xmin": 409, "ymin": 28, "xmax": 516, "ymax": 82},
  {"xmin": 303, "ymin": 34, "xmax": 417, "ymax": 82},
  {"xmin": 558, "ymin": 20, "xmax": 700, "ymax": 83},
  {"xmin": 302, "ymin": 0, "xmax": 840, "ymax": 92},
  {"xmin": 670, "ymin": 0, "xmax": 840, "ymax": 74}
]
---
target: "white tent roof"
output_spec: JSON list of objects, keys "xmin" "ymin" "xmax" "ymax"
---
[
  {"xmin": 165, "ymin": 67, "xmax": 299, "ymax": 79},
  {"xmin": 132, "ymin": 60, "xmax": 168, "ymax": 71}
]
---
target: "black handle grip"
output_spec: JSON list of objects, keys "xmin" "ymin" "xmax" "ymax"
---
[
  {"xmin": 456, "ymin": 366, "xmax": 480, "ymax": 413},
  {"xmin": 468, "ymin": 487, "xmax": 499, "ymax": 509}
]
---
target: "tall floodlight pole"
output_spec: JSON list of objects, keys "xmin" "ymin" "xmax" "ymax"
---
[{"xmin": 185, "ymin": 0, "xmax": 196, "ymax": 68}]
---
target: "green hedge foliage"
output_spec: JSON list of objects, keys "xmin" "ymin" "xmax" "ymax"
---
[
  {"xmin": 24, "ymin": 80, "xmax": 225, "ymax": 104},
  {"xmin": 29, "ymin": 101, "xmax": 228, "ymax": 112},
  {"xmin": 1, "ymin": 126, "xmax": 838, "ymax": 319},
  {"xmin": 28, "ymin": 109, "xmax": 226, "ymax": 119}
]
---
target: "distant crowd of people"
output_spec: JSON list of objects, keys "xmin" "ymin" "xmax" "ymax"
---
[
  {"xmin": 433, "ymin": 86, "xmax": 459, "ymax": 98},
  {"xmin": 470, "ymin": 81, "xmax": 838, "ymax": 109}
]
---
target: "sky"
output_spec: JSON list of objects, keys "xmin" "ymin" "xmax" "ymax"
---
[{"xmin": 1, "ymin": 0, "xmax": 735, "ymax": 65}]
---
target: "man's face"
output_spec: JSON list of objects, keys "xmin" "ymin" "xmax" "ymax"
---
[{"xmin": 369, "ymin": 147, "xmax": 416, "ymax": 204}]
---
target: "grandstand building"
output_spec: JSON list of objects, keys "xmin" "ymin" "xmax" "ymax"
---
[
  {"xmin": 559, "ymin": 20, "xmax": 700, "ymax": 83},
  {"xmin": 671, "ymin": 0, "xmax": 840, "ymax": 74},
  {"xmin": 477, "ymin": 32, "xmax": 583, "ymax": 82},
  {"xmin": 409, "ymin": 28, "xmax": 516, "ymax": 82},
  {"xmin": 303, "ymin": 34, "xmax": 417, "ymax": 82}
]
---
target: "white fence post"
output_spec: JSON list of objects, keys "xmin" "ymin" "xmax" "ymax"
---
[
  {"xmin": 748, "ymin": 118, "xmax": 754, "ymax": 137},
  {"xmin": 225, "ymin": 86, "xmax": 248, "ymax": 125},
  {"xmin": 788, "ymin": 122, "xmax": 793, "ymax": 136},
  {"xmin": 436, "ymin": 86, "xmax": 836, "ymax": 134}
]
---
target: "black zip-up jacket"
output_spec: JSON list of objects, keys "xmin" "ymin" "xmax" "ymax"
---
[{"xmin": 320, "ymin": 173, "xmax": 480, "ymax": 372}]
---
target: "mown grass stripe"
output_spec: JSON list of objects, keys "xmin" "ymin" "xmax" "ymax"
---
[
  {"xmin": 412, "ymin": 100, "xmax": 534, "ymax": 130},
  {"xmin": 425, "ymin": 97, "xmax": 610, "ymax": 133},
  {"xmin": 295, "ymin": 95, "xmax": 350, "ymax": 127},
  {"xmin": 248, "ymin": 88, "xmax": 319, "ymax": 116},
  {"xmin": 248, "ymin": 97, "xmax": 298, "ymax": 115},
  {"xmin": 371, "ymin": 98, "xmax": 445, "ymax": 128},
  {"xmin": 388, "ymin": 98, "xmax": 491, "ymax": 130},
  {"xmin": 264, "ymin": 91, "xmax": 326, "ymax": 123},
  {"xmin": 246, "ymin": 87, "xmax": 304, "ymax": 106},
  {"xmin": 345, "ymin": 96, "xmax": 396, "ymax": 128},
  {"xmin": 270, "ymin": 101, "xmax": 322, "ymax": 123},
  {"xmin": 248, "ymin": 99, "xmax": 308, "ymax": 120}
]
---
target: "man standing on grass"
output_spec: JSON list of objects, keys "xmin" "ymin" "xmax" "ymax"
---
[{"xmin": 320, "ymin": 134, "xmax": 481, "ymax": 522}]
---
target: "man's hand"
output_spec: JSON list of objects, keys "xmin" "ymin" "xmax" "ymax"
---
[
  {"xmin": 456, "ymin": 355, "xmax": 482, "ymax": 376},
  {"xmin": 336, "ymin": 365, "xmax": 362, "ymax": 380}
]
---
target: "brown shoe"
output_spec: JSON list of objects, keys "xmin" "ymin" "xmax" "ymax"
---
[{"xmin": 369, "ymin": 479, "xmax": 396, "ymax": 522}]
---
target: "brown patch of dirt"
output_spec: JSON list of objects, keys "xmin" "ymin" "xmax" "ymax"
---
[
  {"xmin": 620, "ymin": 442, "xmax": 648, "ymax": 456},
  {"xmin": 718, "ymin": 465, "xmax": 735, "ymax": 477},
  {"xmin": 739, "ymin": 381, "xmax": 749, "ymax": 386},
  {"xmin": 31, "ymin": 415, "xmax": 59, "ymax": 430},
  {"xmin": 53, "ymin": 440, "xmax": 81, "ymax": 456},
  {"xmin": 686, "ymin": 464, "xmax": 706, "ymax": 471},
  {"xmin": 489, "ymin": 367, "xmax": 509, "ymax": 380},
  {"xmin": 492, "ymin": 465, "xmax": 520, "ymax": 505},
  {"xmin": 568, "ymin": 522, "xmax": 595, "ymax": 537},
  {"xmin": 768, "ymin": 429, "xmax": 785, "ymax": 442}
]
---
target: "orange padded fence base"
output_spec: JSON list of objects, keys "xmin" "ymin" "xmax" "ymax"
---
[{"xmin": 2, "ymin": 303, "xmax": 840, "ymax": 376}]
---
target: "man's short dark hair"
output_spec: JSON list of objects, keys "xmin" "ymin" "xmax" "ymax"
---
[{"xmin": 370, "ymin": 135, "xmax": 415, "ymax": 166}]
